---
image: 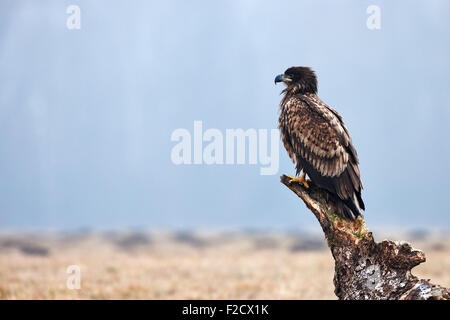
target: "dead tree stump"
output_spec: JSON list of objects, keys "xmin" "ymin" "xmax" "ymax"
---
[{"xmin": 281, "ymin": 174, "xmax": 449, "ymax": 300}]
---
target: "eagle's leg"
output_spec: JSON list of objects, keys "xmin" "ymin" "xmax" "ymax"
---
[{"xmin": 287, "ymin": 172, "xmax": 310, "ymax": 189}]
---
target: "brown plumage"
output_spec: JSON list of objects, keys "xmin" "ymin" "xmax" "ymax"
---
[{"xmin": 275, "ymin": 66, "xmax": 365, "ymax": 220}]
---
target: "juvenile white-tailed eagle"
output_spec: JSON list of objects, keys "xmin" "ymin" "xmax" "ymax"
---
[{"xmin": 275, "ymin": 66, "xmax": 365, "ymax": 220}]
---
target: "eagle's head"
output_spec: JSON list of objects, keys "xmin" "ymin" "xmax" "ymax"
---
[{"xmin": 274, "ymin": 66, "xmax": 317, "ymax": 94}]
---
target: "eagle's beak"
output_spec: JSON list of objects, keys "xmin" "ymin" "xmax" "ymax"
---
[{"xmin": 274, "ymin": 74, "xmax": 291, "ymax": 84}]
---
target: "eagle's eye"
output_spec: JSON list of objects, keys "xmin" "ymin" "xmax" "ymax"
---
[{"xmin": 286, "ymin": 74, "xmax": 296, "ymax": 81}]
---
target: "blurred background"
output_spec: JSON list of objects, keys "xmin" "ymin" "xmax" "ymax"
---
[{"xmin": 0, "ymin": 1, "xmax": 449, "ymax": 299}]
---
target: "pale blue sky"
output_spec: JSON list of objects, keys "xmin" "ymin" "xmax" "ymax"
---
[{"xmin": 0, "ymin": 1, "xmax": 449, "ymax": 230}]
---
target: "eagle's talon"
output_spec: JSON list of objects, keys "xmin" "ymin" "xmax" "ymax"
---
[{"xmin": 287, "ymin": 173, "xmax": 310, "ymax": 189}]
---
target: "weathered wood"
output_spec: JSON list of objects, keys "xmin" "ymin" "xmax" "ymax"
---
[{"xmin": 281, "ymin": 174, "xmax": 449, "ymax": 300}]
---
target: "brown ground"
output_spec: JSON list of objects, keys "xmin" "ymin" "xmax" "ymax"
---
[{"xmin": 0, "ymin": 230, "xmax": 449, "ymax": 299}]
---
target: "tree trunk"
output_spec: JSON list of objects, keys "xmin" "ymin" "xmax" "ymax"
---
[{"xmin": 280, "ymin": 175, "xmax": 449, "ymax": 300}]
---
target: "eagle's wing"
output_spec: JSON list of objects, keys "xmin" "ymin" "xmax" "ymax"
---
[{"xmin": 279, "ymin": 94, "xmax": 363, "ymax": 202}]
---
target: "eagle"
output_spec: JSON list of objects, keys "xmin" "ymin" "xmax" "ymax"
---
[{"xmin": 275, "ymin": 66, "xmax": 365, "ymax": 220}]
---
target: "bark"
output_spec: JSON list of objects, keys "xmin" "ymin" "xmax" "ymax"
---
[{"xmin": 280, "ymin": 175, "xmax": 449, "ymax": 300}]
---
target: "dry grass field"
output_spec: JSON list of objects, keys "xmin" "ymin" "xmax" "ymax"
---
[{"xmin": 0, "ymin": 229, "xmax": 449, "ymax": 300}]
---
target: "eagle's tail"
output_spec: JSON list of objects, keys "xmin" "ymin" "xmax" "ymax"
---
[{"xmin": 339, "ymin": 191, "xmax": 365, "ymax": 220}]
